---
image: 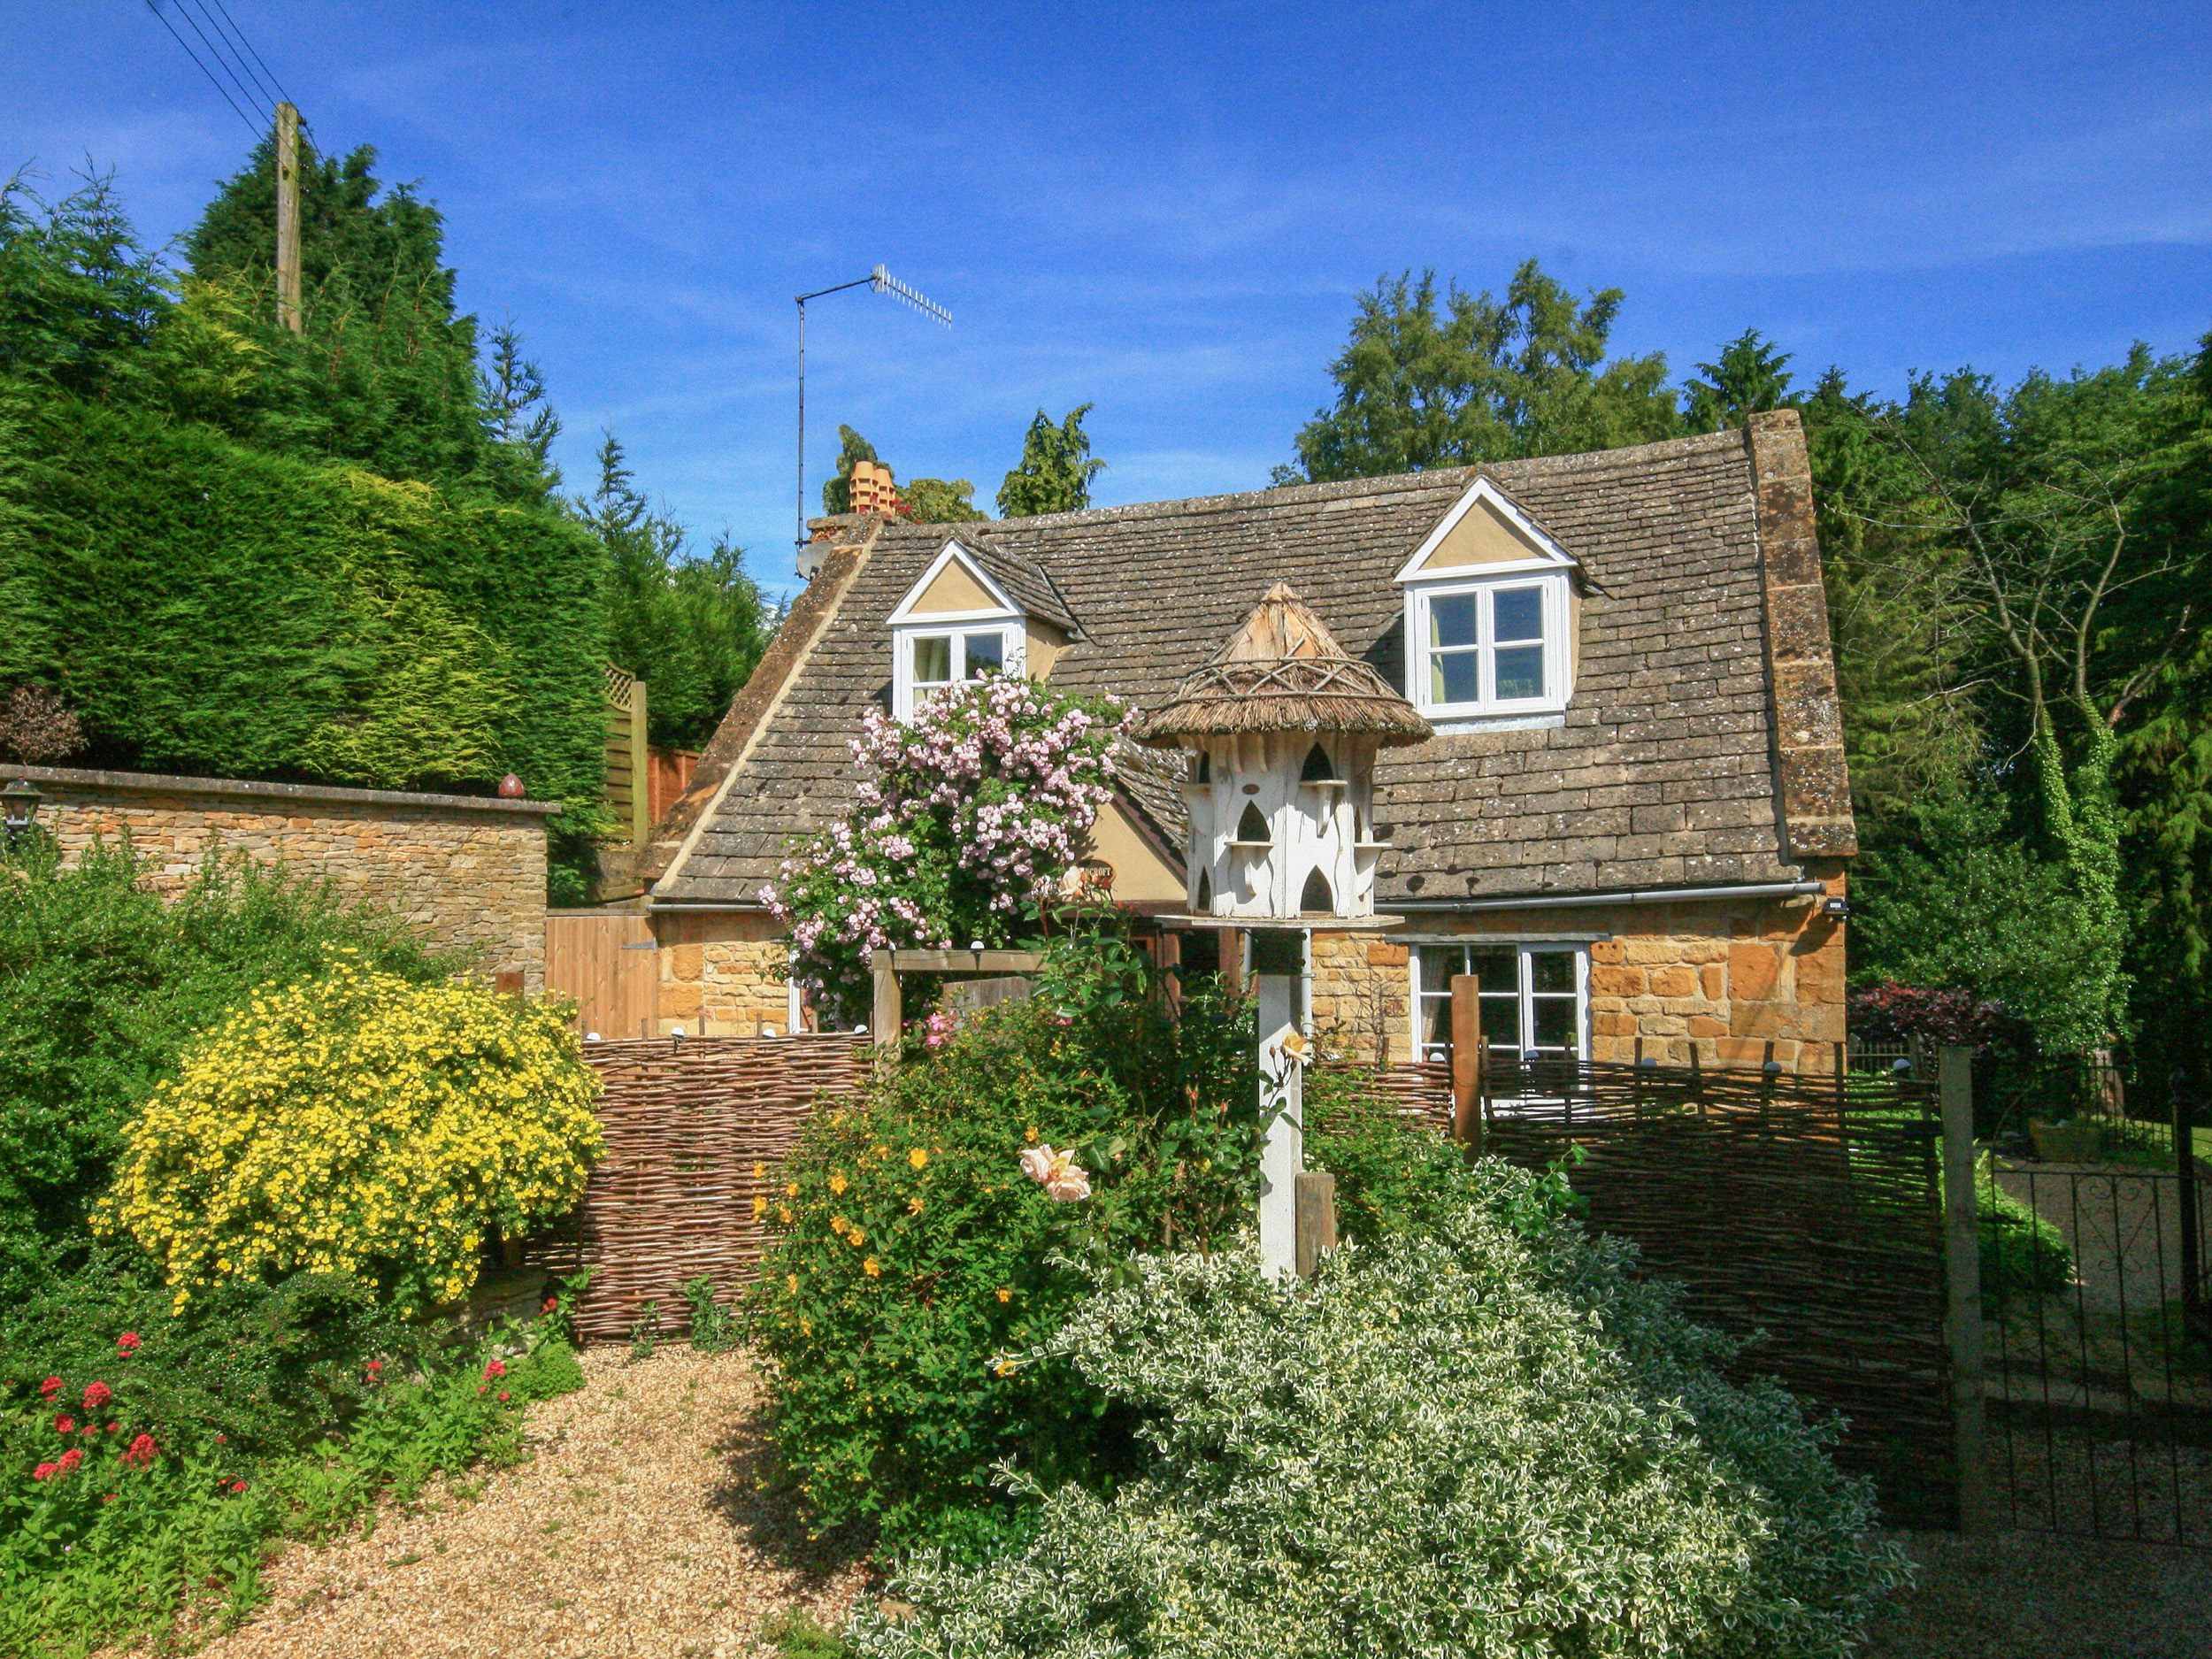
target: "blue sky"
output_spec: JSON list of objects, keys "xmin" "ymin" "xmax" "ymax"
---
[{"xmin": 9, "ymin": 2, "xmax": 2209, "ymax": 599}]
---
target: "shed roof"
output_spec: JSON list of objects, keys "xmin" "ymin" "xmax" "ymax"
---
[{"xmin": 645, "ymin": 416, "xmax": 1854, "ymax": 909}]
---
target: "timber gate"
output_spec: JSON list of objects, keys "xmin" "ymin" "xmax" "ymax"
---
[{"xmin": 1361, "ymin": 1056, "xmax": 1958, "ymax": 1526}]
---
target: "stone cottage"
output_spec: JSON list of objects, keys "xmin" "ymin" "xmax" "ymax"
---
[{"xmin": 634, "ymin": 412, "xmax": 1855, "ymax": 1070}]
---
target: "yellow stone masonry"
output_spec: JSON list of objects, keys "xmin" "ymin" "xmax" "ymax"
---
[
  {"xmin": 650, "ymin": 910, "xmax": 791, "ymax": 1036},
  {"xmin": 10, "ymin": 768, "xmax": 552, "ymax": 994}
]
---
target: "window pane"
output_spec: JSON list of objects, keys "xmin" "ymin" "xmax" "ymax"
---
[
  {"xmin": 1467, "ymin": 949, "xmax": 1516, "ymax": 993},
  {"xmin": 1419, "ymin": 995, "xmax": 1452, "ymax": 1056},
  {"xmin": 1532, "ymin": 996, "xmax": 1578, "ymax": 1050},
  {"xmin": 1432, "ymin": 592, "xmax": 1478, "ymax": 648},
  {"xmin": 1481, "ymin": 995, "xmax": 1520, "ymax": 1049},
  {"xmin": 962, "ymin": 632, "xmax": 1004, "ymax": 679},
  {"xmin": 1494, "ymin": 644, "xmax": 1544, "ymax": 701},
  {"xmin": 1494, "ymin": 587, "xmax": 1543, "ymax": 642},
  {"xmin": 912, "ymin": 635, "xmax": 952, "ymax": 683},
  {"xmin": 1431, "ymin": 649, "xmax": 1479, "ymax": 705},
  {"xmin": 1529, "ymin": 950, "xmax": 1576, "ymax": 994}
]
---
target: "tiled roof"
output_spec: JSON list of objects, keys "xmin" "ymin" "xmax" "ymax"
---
[
  {"xmin": 650, "ymin": 419, "xmax": 1853, "ymax": 907},
  {"xmin": 951, "ymin": 536, "xmax": 1083, "ymax": 637}
]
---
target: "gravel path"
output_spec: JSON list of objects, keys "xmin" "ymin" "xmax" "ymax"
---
[
  {"xmin": 177, "ymin": 1346, "xmax": 871, "ymax": 1659},
  {"xmin": 1861, "ymin": 1529, "xmax": 2212, "ymax": 1659}
]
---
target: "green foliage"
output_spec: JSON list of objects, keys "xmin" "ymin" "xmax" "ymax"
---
[
  {"xmin": 580, "ymin": 432, "xmax": 772, "ymax": 750},
  {"xmin": 902, "ymin": 476, "xmax": 987, "ymax": 523},
  {"xmin": 766, "ymin": 1609, "xmax": 856, "ymax": 1659},
  {"xmin": 1682, "ymin": 328, "xmax": 1796, "ymax": 432},
  {"xmin": 0, "ymin": 840, "xmax": 450, "ymax": 1299},
  {"xmin": 0, "ymin": 1288, "xmax": 585, "ymax": 1659},
  {"xmin": 848, "ymin": 1174, "xmax": 1909, "ymax": 1659},
  {"xmin": 824, "ymin": 424, "xmax": 881, "ymax": 514},
  {"xmin": 682, "ymin": 1277, "xmax": 742, "ymax": 1353},
  {"xmin": 746, "ymin": 943, "xmax": 1263, "ymax": 1558},
  {"xmin": 1277, "ymin": 262, "xmax": 1678, "ymax": 484},
  {"xmin": 1979, "ymin": 1162, "xmax": 2073, "ymax": 1298},
  {"xmin": 998, "ymin": 406, "xmax": 1104, "ymax": 518}
]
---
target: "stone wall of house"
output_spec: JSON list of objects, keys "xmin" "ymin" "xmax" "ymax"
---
[
  {"xmin": 1301, "ymin": 866, "xmax": 1849, "ymax": 1072},
  {"xmin": 649, "ymin": 908, "xmax": 792, "ymax": 1036},
  {"xmin": 4, "ymin": 764, "xmax": 557, "ymax": 993}
]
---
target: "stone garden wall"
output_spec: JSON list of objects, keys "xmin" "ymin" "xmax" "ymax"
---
[{"xmin": 3, "ymin": 764, "xmax": 558, "ymax": 993}]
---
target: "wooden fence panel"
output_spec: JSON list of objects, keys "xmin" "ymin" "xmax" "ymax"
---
[
  {"xmin": 526, "ymin": 1034, "xmax": 870, "ymax": 1342},
  {"xmin": 545, "ymin": 912, "xmax": 657, "ymax": 1040}
]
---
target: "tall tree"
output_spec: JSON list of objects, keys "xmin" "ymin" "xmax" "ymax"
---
[
  {"xmin": 999, "ymin": 404, "xmax": 1104, "ymax": 517},
  {"xmin": 902, "ymin": 475, "xmax": 987, "ymax": 522},
  {"xmin": 580, "ymin": 433, "xmax": 772, "ymax": 750},
  {"xmin": 1683, "ymin": 329, "xmax": 1797, "ymax": 432},
  {"xmin": 1277, "ymin": 262, "xmax": 1678, "ymax": 484},
  {"xmin": 822, "ymin": 424, "xmax": 879, "ymax": 514}
]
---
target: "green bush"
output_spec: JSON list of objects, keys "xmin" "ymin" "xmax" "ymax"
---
[
  {"xmin": 0, "ymin": 1286, "xmax": 585, "ymax": 1658},
  {"xmin": 0, "ymin": 839, "xmax": 452, "ymax": 1297},
  {"xmin": 848, "ymin": 1169, "xmax": 1912, "ymax": 1659},
  {"xmin": 746, "ymin": 936, "xmax": 1263, "ymax": 1558},
  {"xmin": 1978, "ymin": 1160, "xmax": 2074, "ymax": 1298}
]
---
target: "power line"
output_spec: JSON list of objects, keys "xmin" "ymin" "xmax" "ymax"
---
[
  {"xmin": 192, "ymin": 0, "xmax": 292, "ymax": 111},
  {"xmin": 166, "ymin": 0, "xmax": 275, "ymax": 128},
  {"xmin": 142, "ymin": 0, "xmax": 264, "ymax": 137}
]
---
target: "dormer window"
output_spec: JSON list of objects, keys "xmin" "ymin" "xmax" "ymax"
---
[
  {"xmin": 887, "ymin": 540, "xmax": 1032, "ymax": 722},
  {"xmin": 1393, "ymin": 475, "xmax": 1586, "ymax": 729}
]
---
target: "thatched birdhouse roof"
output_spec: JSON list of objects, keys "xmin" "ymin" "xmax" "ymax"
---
[{"xmin": 1131, "ymin": 582, "xmax": 1432, "ymax": 749}]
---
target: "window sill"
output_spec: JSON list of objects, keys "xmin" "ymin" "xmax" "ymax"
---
[{"xmin": 1424, "ymin": 710, "xmax": 1567, "ymax": 735}]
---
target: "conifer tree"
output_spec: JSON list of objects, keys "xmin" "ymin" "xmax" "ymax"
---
[{"xmin": 998, "ymin": 404, "xmax": 1104, "ymax": 516}]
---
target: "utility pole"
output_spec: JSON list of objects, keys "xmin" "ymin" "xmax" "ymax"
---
[{"xmin": 275, "ymin": 102, "xmax": 303, "ymax": 334}]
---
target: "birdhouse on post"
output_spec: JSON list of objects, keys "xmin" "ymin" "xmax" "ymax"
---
[{"xmin": 1131, "ymin": 582, "xmax": 1431, "ymax": 1277}]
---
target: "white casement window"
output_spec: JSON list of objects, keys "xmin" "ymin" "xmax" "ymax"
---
[
  {"xmin": 894, "ymin": 623, "xmax": 1022, "ymax": 722},
  {"xmin": 1406, "ymin": 573, "xmax": 1571, "ymax": 718},
  {"xmin": 1411, "ymin": 941, "xmax": 1587, "ymax": 1064}
]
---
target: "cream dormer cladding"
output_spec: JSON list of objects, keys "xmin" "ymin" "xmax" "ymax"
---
[
  {"xmin": 884, "ymin": 536, "xmax": 1081, "ymax": 720},
  {"xmin": 1393, "ymin": 475, "xmax": 1594, "ymax": 733}
]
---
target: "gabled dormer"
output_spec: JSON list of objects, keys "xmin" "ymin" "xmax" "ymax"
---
[
  {"xmin": 1392, "ymin": 475, "xmax": 1589, "ymax": 733},
  {"xmin": 885, "ymin": 537, "xmax": 1080, "ymax": 721}
]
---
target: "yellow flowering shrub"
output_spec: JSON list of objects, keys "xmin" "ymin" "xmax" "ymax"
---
[{"xmin": 96, "ymin": 955, "xmax": 604, "ymax": 1312}]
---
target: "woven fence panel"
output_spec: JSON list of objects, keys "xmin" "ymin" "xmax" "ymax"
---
[
  {"xmin": 525, "ymin": 1034, "xmax": 870, "ymax": 1343},
  {"xmin": 1330, "ymin": 1057, "xmax": 1955, "ymax": 1527}
]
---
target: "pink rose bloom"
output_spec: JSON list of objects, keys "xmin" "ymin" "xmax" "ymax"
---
[{"xmin": 1018, "ymin": 1145, "xmax": 1092, "ymax": 1202}]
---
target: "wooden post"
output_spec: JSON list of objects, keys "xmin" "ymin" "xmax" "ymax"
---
[
  {"xmin": 871, "ymin": 949, "xmax": 902, "ymax": 1077},
  {"xmin": 1940, "ymin": 1044, "xmax": 1993, "ymax": 1533},
  {"xmin": 1294, "ymin": 1171, "xmax": 1337, "ymax": 1279},
  {"xmin": 1450, "ymin": 975, "xmax": 1482, "ymax": 1156},
  {"xmin": 275, "ymin": 103, "xmax": 303, "ymax": 334},
  {"xmin": 1220, "ymin": 926, "xmax": 1244, "ymax": 999},
  {"xmin": 630, "ymin": 678, "xmax": 651, "ymax": 847}
]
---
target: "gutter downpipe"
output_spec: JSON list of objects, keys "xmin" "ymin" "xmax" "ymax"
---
[{"xmin": 1395, "ymin": 879, "xmax": 1828, "ymax": 914}]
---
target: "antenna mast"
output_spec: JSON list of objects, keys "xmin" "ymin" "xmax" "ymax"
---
[{"xmin": 795, "ymin": 265, "xmax": 951, "ymax": 574}]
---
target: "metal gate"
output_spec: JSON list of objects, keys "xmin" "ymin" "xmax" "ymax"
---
[{"xmin": 1975, "ymin": 1101, "xmax": 2212, "ymax": 1547}]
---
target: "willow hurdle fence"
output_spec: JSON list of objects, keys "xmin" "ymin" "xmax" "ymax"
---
[
  {"xmin": 525, "ymin": 1033, "xmax": 871, "ymax": 1343},
  {"xmin": 1334, "ymin": 1051, "xmax": 1958, "ymax": 1526}
]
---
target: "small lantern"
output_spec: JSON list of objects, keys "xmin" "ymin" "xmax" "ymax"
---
[
  {"xmin": 2, "ymin": 778, "xmax": 46, "ymax": 847},
  {"xmin": 1132, "ymin": 582, "xmax": 1431, "ymax": 925}
]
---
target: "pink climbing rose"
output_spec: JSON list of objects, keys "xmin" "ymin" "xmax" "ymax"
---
[{"xmin": 1018, "ymin": 1145, "xmax": 1092, "ymax": 1202}]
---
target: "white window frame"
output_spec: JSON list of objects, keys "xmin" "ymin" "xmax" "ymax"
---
[
  {"xmin": 1409, "ymin": 941, "xmax": 1589, "ymax": 1064},
  {"xmin": 1404, "ymin": 570, "xmax": 1571, "ymax": 719},
  {"xmin": 887, "ymin": 541, "xmax": 1029, "ymax": 723}
]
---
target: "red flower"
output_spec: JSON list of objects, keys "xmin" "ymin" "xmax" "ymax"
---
[
  {"xmin": 476, "ymin": 1385, "xmax": 487, "ymax": 1395},
  {"xmin": 54, "ymin": 1414, "xmax": 74, "ymax": 1434},
  {"xmin": 81, "ymin": 1381, "xmax": 111, "ymax": 1412},
  {"xmin": 120, "ymin": 1433, "xmax": 157, "ymax": 1469},
  {"xmin": 103, "ymin": 1493, "xmax": 117, "ymax": 1503},
  {"xmin": 365, "ymin": 1360, "xmax": 383, "ymax": 1380},
  {"xmin": 105, "ymin": 1423, "xmax": 118, "ymax": 1434},
  {"xmin": 58, "ymin": 1448, "xmax": 82, "ymax": 1474},
  {"xmin": 116, "ymin": 1332, "xmax": 142, "ymax": 1356},
  {"xmin": 230, "ymin": 1480, "xmax": 248, "ymax": 1493},
  {"xmin": 541, "ymin": 1296, "xmax": 558, "ymax": 1313},
  {"xmin": 483, "ymin": 1360, "xmax": 506, "ymax": 1380},
  {"xmin": 33, "ymin": 1462, "xmax": 58, "ymax": 1482},
  {"xmin": 497, "ymin": 1391, "xmax": 511, "ymax": 1402},
  {"xmin": 214, "ymin": 1433, "xmax": 226, "ymax": 1443},
  {"xmin": 39, "ymin": 1376, "xmax": 63, "ymax": 1402}
]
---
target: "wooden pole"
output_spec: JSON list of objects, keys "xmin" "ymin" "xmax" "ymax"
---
[
  {"xmin": 1940, "ymin": 1044, "xmax": 1993, "ymax": 1533},
  {"xmin": 274, "ymin": 103, "xmax": 303, "ymax": 334},
  {"xmin": 631, "ymin": 677, "xmax": 651, "ymax": 848},
  {"xmin": 870, "ymin": 950, "xmax": 902, "ymax": 1077},
  {"xmin": 1294, "ymin": 1171, "xmax": 1337, "ymax": 1279},
  {"xmin": 1449, "ymin": 974, "xmax": 1482, "ymax": 1156}
]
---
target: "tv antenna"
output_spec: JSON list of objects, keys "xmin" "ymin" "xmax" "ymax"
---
[{"xmin": 795, "ymin": 265, "xmax": 951, "ymax": 572}]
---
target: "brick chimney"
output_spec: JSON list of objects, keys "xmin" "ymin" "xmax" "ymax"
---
[{"xmin": 847, "ymin": 459, "xmax": 903, "ymax": 517}]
